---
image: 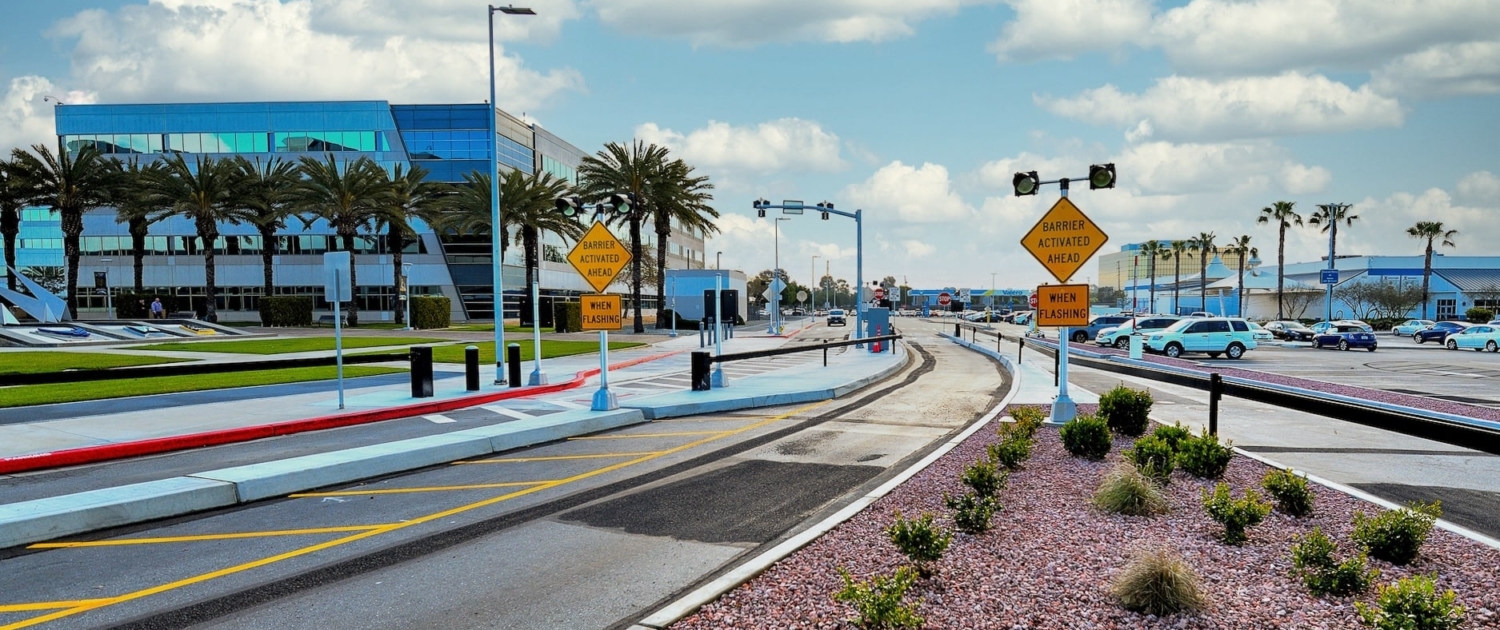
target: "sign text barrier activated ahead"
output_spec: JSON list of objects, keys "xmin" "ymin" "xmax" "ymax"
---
[
  {"xmin": 1020, "ymin": 197, "xmax": 1109, "ymax": 284},
  {"xmin": 1035, "ymin": 284, "xmax": 1091, "ymax": 327},
  {"xmin": 581, "ymin": 294, "xmax": 623, "ymax": 331},
  {"xmin": 567, "ymin": 222, "xmax": 633, "ymax": 293}
]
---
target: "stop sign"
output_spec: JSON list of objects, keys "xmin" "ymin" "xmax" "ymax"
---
[
  {"xmin": 1028, "ymin": 292, "xmax": 1038, "ymax": 308},
  {"xmin": 874, "ymin": 287, "xmax": 886, "ymax": 300},
  {"xmin": 938, "ymin": 291, "xmax": 952, "ymax": 306}
]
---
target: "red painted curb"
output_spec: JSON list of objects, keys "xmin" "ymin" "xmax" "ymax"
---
[{"xmin": 0, "ymin": 349, "xmax": 688, "ymax": 476}]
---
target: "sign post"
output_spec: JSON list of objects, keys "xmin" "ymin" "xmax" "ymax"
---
[
  {"xmin": 1020, "ymin": 191, "xmax": 1109, "ymax": 425},
  {"xmin": 567, "ymin": 222, "xmax": 632, "ymax": 410},
  {"xmin": 323, "ymin": 252, "xmax": 352, "ymax": 410},
  {"xmin": 713, "ymin": 275, "xmax": 727, "ymax": 387}
]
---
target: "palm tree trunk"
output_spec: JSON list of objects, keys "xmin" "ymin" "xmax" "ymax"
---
[
  {"xmin": 1147, "ymin": 260, "xmax": 1156, "ymax": 313},
  {"xmin": 389, "ymin": 226, "xmax": 403, "ymax": 325},
  {"xmin": 131, "ymin": 218, "xmax": 148, "ymax": 292},
  {"xmin": 1422, "ymin": 240, "xmax": 1434, "ymax": 319},
  {"xmin": 1276, "ymin": 225, "xmax": 1287, "ymax": 320},
  {"xmin": 3, "ymin": 210, "xmax": 21, "ymax": 291},
  {"xmin": 655, "ymin": 226, "xmax": 668, "ymax": 329},
  {"xmin": 1173, "ymin": 259, "xmax": 1181, "ymax": 315},
  {"xmin": 1200, "ymin": 251, "xmax": 1208, "ymax": 313},
  {"xmin": 200, "ymin": 228, "xmax": 219, "ymax": 323},
  {"xmin": 629, "ymin": 214, "xmax": 644, "ymax": 333},
  {"xmin": 523, "ymin": 226, "xmax": 538, "ymax": 328},
  {"xmin": 342, "ymin": 233, "xmax": 358, "ymax": 327},
  {"xmin": 62, "ymin": 215, "xmax": 83, "ymax": 319},
  {"xmin": 260, "ymin": 226, "xmax": 276, "ymax": 296},
  {"xmin": 1237, "ymin": 253, "xmax": 1246, "ymax": 317}
]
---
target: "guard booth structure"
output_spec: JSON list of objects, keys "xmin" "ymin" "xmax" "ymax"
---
[
  {"xmin": 863, "ymin": 307, "xmax": 891, "ymax": 352},
  {"xmin": 703, "ymin": 289, "xmax": 741, "ymax": 324}
]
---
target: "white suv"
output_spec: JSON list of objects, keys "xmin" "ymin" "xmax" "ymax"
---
[{"xmin": 1145, "ymin": 317, "xmax": 1258, "ymax": 359}]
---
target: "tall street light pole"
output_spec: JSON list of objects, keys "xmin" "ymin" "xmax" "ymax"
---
[
  {"xmin": 716, "ymin": 251, "xmax": 722, "ymax": 270},
  {"xmin": 811, "ymin": 254, "xmax": 819, "ymax": 320},
  {"xmin": 1317, "ymin": 202, "xmax": 1349, "ymax": 324},
  {"xmin": 488, "ymin": 4, "xmax": 534, "ymax": 385},
  {"xmin": 771, "ymin": 217, "xmax": 790, "ymax": 333}
]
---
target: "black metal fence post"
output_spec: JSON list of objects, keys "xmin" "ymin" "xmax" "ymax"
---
[
  {"xmin": 1054, "ymin": 344, "xmax": 1060, "ymax": 387},
  {"xmin": 1209, "ymin": 373, "xmax": 1223, "ymax": 435},
  {"xmin": 464, "ymin": 345, "xmax": 480, "ymax": 391},
  {"xmin": 507, "ymin": 343, "xmax": 522, "ymax": 388}
]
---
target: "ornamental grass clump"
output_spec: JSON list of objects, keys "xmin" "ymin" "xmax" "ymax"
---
[
  {"xmin": 886, "ymin": 511, "xmax": 951, "ymax": 577},
  {"xmin": 1176, "ymin": 429, "xmax": 1233, "ymax": 479},
  {"xmin": 1201, "ymin": 482, "xmax": 1272, "ymax": 545},
  {"xmin": 944, "ymin": 492, "xmax": 998, "ymax": 534},
  {"xmin": 1125, "ymin": 435, "xmax": 1175, "ymax": 483},
  {"xmin": 1151, "ymin": 422, "xmax": 1192, "ymax": 452},
  {"xmin": 1262, "ymin": 467, "xmax": 1315, "ymax": 517},
  {"xmin": 1290, "ymin": 528, "xmax": 1379, "ymax": 596},
  {"xmin": 1355, "ymin": 574, "xmax": 1466, "ymax": 630},
  {"xmin": 1110, "ymin": 546, "xmax": 1206, "ymax": 616},
  {"xmin": 1092, "ymin": 464, "xmax": 1169, "ymax": 516},
  {"xmin": 1352, "ymin": 501, "xmax": 1442, "ymax": 565},
  {"xmin": 988, "ymin": 431, "xmax": 1033, "ymax": 471},
  {"xmin": 960, "ymin": 457, "xmax": 1008, "ymax": 498},
  {"xmin": 1060, "ymin": 413, "xmax": 1112, "ymax": 460},
  {"xmin": 1007, "ymin": 406, "xmax": 1046, "ymax": 439},
  {"xmin": 833, "ymin": 567, "xmax": 924, "ymax": 629},
  {"xmin": 1099, "ymin": 384, "xmax": 1153, "ymax": 437}
]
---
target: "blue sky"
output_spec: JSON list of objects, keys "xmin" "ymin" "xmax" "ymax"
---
[{"xmin": 2, "ymin": 0, "xmax": 1498, "ymax": 290}]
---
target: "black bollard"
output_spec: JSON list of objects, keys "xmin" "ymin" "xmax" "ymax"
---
[
  {"xmin": 507, "ymin": 343, "xmax": 522, "ymax": 388},
  {"xmin": 691, "ymin": 351, "xmax": 712, "ymax": 391},
  {"xmin": 410, "ymin": 346, "xmax": 434, "ymax": 398},
  {"xmin": 1209, "ymin": 373, "xmax": 1223, "ymax": 435},
  {"xmin": 464, "ymin": 345, "xmax": 480, "ymax": 391}
]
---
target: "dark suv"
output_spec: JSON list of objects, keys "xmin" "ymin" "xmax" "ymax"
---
[{"xmin": 1068, "ymin": 315, "xmax": 1133, "ymax": 343}]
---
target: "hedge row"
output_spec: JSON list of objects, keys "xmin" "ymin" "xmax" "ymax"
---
[
  {"xmin": 259, "ymin": 296, "xmax": 313, "ymax": 327},
  {"xmin": 411, "ymin": 295, "xmax": 451, "ymax": 329}
]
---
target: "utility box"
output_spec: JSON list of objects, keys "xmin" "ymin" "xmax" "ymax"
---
[
  {"xmin": 863, "ymin": 307, "xmax": 892, "ymax": 351},
  {"xmin": 410, "ymin": 346, "xmax": 434, "ymax": 398},
  {"xmin": 702, "ymin": 289, "xmax": 740, "ymax": 323}
]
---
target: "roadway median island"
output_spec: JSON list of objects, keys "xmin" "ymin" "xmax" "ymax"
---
[
  {"xmin": 0, "ymin": 351, "xmax": 193, "ymax": 374},
  {"xmin": 0, "ymin": 366, "xmax": 406, "ymax": 408},
  {"xmin": 136, "ymin": 336, "xmax": 446, "ymax": 354}
]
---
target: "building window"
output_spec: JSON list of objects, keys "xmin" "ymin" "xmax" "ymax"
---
[{"xmin": 272, "ymin": 131, "xmax": 382, "ymax": 153}]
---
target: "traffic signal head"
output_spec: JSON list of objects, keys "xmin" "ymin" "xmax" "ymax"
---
[
  {"xmin": 608, "ymin": 192, "xmax": 637, "ymax": 212},
  {"xmin": 554, "ymin": 195, "xmax": 582, "ymax": 218},
  {"xmin": 1013, "ymin": 171, "xmax": 1039, "ymax": 197},
  {"xmin": 1089, "ymin": 163, "xmax": 1116, "ymax": 189},
  {"xmin": 821, "ymin": 211, "xmax": 830, "ymax": 220},
  {"xmin": 754, "ymin": 197, "xmax": 768, "ymax": 218}
]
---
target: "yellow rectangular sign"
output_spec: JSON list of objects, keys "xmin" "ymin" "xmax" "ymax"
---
[
  {"xmin": 1034, "ymin": 284, "xmax": 1091, "ymax": 327},
  {"xmin": 566, "ymin": 222, "xmax": 633, "ymax": 293},
  {"xmin": 1020, "ymin": 197, "xmax": 1109, "ymax": 284},
  {"xmin": 580, "ymin": 294, "xmax": 623, "ymax": 331}
]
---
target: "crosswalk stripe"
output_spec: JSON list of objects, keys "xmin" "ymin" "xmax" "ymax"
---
[
  {"xmin": 481, "ymin": 405, "xmax": 534, "ymax": 420},
  {"xmin": 424, "ymin": 414, "xmax": 457, "ymax": 424}
]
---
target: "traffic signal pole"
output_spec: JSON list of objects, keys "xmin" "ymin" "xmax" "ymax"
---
[{"xmin": 1052, "ymin": 179, "xmax": 1077, "ymax": 425}]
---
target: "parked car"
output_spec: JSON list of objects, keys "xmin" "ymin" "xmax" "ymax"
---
[
  {"xmin": 1068, "ymin": 315, "xmax": 1134, "ymax": 343},
  {"xmin": 826, "ymin": 309, "xmax": 846, "ymax": 326},
  {"xmin": 1012, "ymin": 311, "xmax": 1033, "ymax": 325},
  {"xmin": 1312, "ymin": 324, "xmax": 1378, "ymax": 351},
  {"xmin": 1186, "ymin": 311, "xmax": 1214, "ymax": 318},
  {"xmin": 1145, "ymin": 317, "xmax": 1258, "ymax": 359},
  {"xmin": 1414, "ymin": 320, "xmax": 1469, "ymax": 344},
  {"xmin": 1248, "ymin": 322, "xmax": 1274, "ymax": 342},
  {"xmin": 1311, "ymin": 320, "xmax": 1373, "ymax": 335},
  {"xmin": 1446, "ymin": 325, "xmax": 1500, "ymax": 352},
  {"xmin": 1263, "ymin": 320, "xmax": 1315, "ymax": 341},
  {"xmin": 1391, "ymin": 319, "xmax": 1436, "ymax": 336},
  {"xmin": 1095, "ymin": 316, "xmax": 1182, "ymax": 349}
]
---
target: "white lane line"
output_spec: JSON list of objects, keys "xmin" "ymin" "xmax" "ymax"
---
[
  {"xmin": 550, "ymin": 399, "xmax": 587, "ymax": 410},
  {"xmin": 481, "ymin": 405, "xmax": 534, "ymax": 420},
  {"xmin": 423, "ymin": 414, "xmax": 457, "ymax": 424}
]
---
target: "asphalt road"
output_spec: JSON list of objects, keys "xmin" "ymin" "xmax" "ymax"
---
[{"xmin": 0, "ymin": 320, "xmax": 1011, "ymax": 630}]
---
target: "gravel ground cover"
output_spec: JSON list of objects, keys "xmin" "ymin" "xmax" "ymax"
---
[{"xmin": 672, "ymin": 406, "xmax": 1500, "ymax": 629}]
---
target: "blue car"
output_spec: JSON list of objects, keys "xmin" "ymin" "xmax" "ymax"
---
[
  {"xmin": 1312, "ymin": 324, "xmax": 1378, "ymax": 351},
  {"xmin": 1413, "ymin": 321, "xmax": 1469, "ymax": 344}
]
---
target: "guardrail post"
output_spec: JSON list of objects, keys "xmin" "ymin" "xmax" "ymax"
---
[
  {"xmin": 464, "ymin": 345, "xmax": 480, "ymax": 391},
  {"xmin": 507, "ymin": 343, "xmax": 522, "ymax": 388},
  {"xmin": 954, "ymin": 323, "xmax": 960, "ymax": 337},
  {"xmin": 1209, "ymin": 373, "xmax": 1223, "ymax": 435},
  {"xmin": 823, "ymin": 340, "xmax": 829, "ymax": 366},
  {"xmin": 691, "ymin": 351, "xmax": 712, "ymax": 391}
]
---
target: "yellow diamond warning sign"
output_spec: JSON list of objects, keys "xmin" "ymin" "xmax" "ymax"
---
[
  {"xmin": 1020, "ymin": 197, "xmax": 1108, "ymax": 284},
  {"xmin": 567, "ymin": 221, "xmax": 632, "ymax": 293},
  {"xmin": 580, "ymin": 294, "xmax": 623, "ymax": 330},
  {"xmin": 1034, "ymin": 284, "xmax": 1091, "ymax": 327}
]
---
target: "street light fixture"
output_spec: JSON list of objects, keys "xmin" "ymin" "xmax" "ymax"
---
[{"xmin": 488, "ymin": 4, "xmax": 535, "ymax": 384}]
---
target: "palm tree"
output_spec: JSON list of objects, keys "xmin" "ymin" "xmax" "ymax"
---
[
  {"xmin": 108, "ymin": 159, "xmax": 167, "ymax": 292},
  {"xmin": 496, "ymin": 169, "xmax": 579, "ymax": 324},
  {"xmin": 1224, "ymin": 235, "xmax": 1257, "ymax": 317},
  {"xmin": 1164, "ymin": 240, "xmax": 1191, "ymax": 315},
  {"xmin": 8, "ymin": 144, "xmax": 115, "ymax": 318},
  {"xmin": 648, "ymin": 159, "xmax": 718, "ymax": 326},
  {"xmin": 1406, "ymin": 221, "xmax": 1458, "ymax": 319},
  {"xmin": 374, "ymin": 164, "xmax": 449, "ymax": 325},
  {"xmin": 1257, "ymin": 201, "xmax": 1302, "ymax": 320},
  {"xmin": 234, "ymin": 156, "xmax": 299, "ymax": 311},
  {"xmin": 1307, "ymin": 203, "xmax": 1359, "ymax": 262},
  {"xmin": 294, "ymin": 155, "xmax": 387, "ymax": 327},
  {"xmin": 577, "ymin": 140, "xmax": 671, "ymax": 333},
  {"xmin": 0, "ymin": 158, "xmax": 25, "ymax": 291},
  {"xmin": 140, "ymin": 154, "xmax": 249, "ymax": 323},
  {"xmin": 1190, "ymin": 231, "xmax": 1217, "ymax": 314},
  {"xmin": 1137, "ymin": 240, "xmax": 1165, "ymax": 313}
]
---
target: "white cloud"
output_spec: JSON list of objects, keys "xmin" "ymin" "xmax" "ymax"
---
[
  {"xmin": 1343, "ymin": 188, "xmax": 1493, "ymax": 259},
  {"xmin": 1370, "ymin": 41, "xmax": 1500, "ymax": 98},
  {"xmin": 307, "ymin": 0, "xmax": 580, "ymax": 44},
  {"xmin": 46, "ymin": 0, "xmax": 581, "ymax": 112},
  {"xmin": 1115, "ymin": 141, "xmax": 1330, "ymax": 195},
  {"xmin": 843, "ymin": 161, "xmax": 973, "ymax": 223},
  {"xmin": 988, "ymin": 0, "xmax": 1153, "ymax": 62},
  {"xmin": 972, "ymin": 151, "xmax": 1083, "ymax": 191},
  {"xmin": 1038, "ymin": 73, "xmax": 1404, "ymax": 142},
  {"xmin": 1280, "ymin": 163, "xmax": 1332, "ymax": 195},
  {"xmin": 903, "ymin": 240, "xmax": 936, "ymax": 258},
  {"xmin": 591, "ymin": 0, "xmax": 994, "ymax": 47},
  {"xmin": 0, "ymin": 77, "xmax": 96, "ymax": 155},
  {"xmin": 1455, "ymin": 171, "xmax": 1500, "ymax": 206},
  {"xmin": 634, "ymin": 118, "xmax": 845, "ymax": 175}
]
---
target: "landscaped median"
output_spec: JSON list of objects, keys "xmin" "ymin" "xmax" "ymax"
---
[
  {"xmin": 136, "ymin": 336, "xmax": 446, "ymax": 354},
  {"xmin": 668, "ymin": 400, "xmax": 1500, "ymax": 629},
  {"xmin": 0, "ymin": 366, "xmax": 406, "ymax": 408},
  {"xmin": 0, "ymin": 351, "xmax": 193, "ymax": 375}
]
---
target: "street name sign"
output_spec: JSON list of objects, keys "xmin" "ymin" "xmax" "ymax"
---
[
  {"xmin": 566, "ymin": 222, "xmax": 632, "ymax": 293},
  {"xmin": 1035, "ymin": 284, "xmax": 1090, "ymax": 327},
  {"xmin": 580, "ymin": 294, "xmax": 623, "ymax": 330},
  {"xmin": 1021, "ymin": 197, "xmax": 1108, "ymax": 284},
  {"xmin": 1321, "ymin": 270, "xmax": 1339, "ymax": 285}
]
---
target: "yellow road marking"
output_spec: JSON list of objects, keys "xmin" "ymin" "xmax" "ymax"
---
[
  {"xmin": 290, "ymin": 482, "xmax": 550, "ymax": 497},
  {"xmin": 568, "ymin": 431, "xmax": 727, "ymax": 440},
  {"xmin": 0, "ymin": 400, "xmax": 828, "ymax": 630},
  {"xmin": 27, "ymin": 526, "xmax": 386, "ymax": 549},
  {"xmin": 457, "ymin": 452, "xmax": 662, "ymax": 464},
  {"xmin": 0, "ymin": 600, "xmax": 111, "ymax": 613}
]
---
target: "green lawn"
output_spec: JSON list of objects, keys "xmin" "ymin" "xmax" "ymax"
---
[
  {"xmin": 0, "ymin": 366, "xmax": 406, "ymax": 408},
  {"xmin": 0, "ymin": 351, "xmax": 194, "ymax": 376},
  {"xmin": 137, "ymin": 336, "xmax": 447, "ymax": 355},
  {"xmin": 428, "ymin": 340, "xmax": 644, "ymax": 364}
]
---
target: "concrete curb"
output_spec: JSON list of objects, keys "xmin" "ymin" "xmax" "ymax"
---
[
  {"xmin": 634, "ymin": 334, "xmax": 1021, "ymax": 628},
  {"xmin": 0, "ymin": 477, "xmax": 239, "ymax": 550}
]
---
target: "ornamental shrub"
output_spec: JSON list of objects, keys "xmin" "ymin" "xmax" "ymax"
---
[
  {"xmin": 1176, "ymin": 429, "xmax": 1234, "ymax": 479},
  {"xmin": 1201, "ymin": 482, "xmax": 1272, "ymax": 545},
  {"xmin": 1006, "ymin": 406, "xmax": 1046, "ymax": 439},
  {"xmin": 1125, "ymin": 436, "xmax": 1175, "ymax": 483},
  {"xmin": 1151, "ymin": 422, "xmax": 1192, "ymax": 452},
  {"xmin": 257, "ymin": 296, "xmax": 313, "ymax": 327},
  {"xmin": 1059, "ymin": 413, "xmax": 1112, "ymax": 460},
  {"xmin": 1262, "ymin": 468, "xmax": 1315, "ymax": 517},
  {"xmin": 1110, "ymin": 546, "xmax": 1206, "ymax": 616},
  {"xmin": 1352, "ymin": 501, "xmax": 1442, "ymax": 565},
  {"xmin": 960, "ymin": 457, "xmax": 1008, "ymax": 498},
  {"xmin": 1099, "ymin": 384, "xmax": 1153, "ymax": 437},
  {"xmin": 988, "ymin": 432, "xmax": 1033, "ymax": 471},
  {"xmin": 886, "ymin": 511, "xmax": 951, "ymax": 576},
  {"xmin": 1465, "ymin": 307, "xmax": 1494, "ymax": 324},
  {"xmin": 1290, "ymin": 528, "xmax": 1378, "ymax": 596},
  {"xmin": 944, "ymin": 492, "xmax": 998, "ymax": 534},
  {"xmin": 833, "ymin": 567, "xmax": 924, "ymax": 629},
  {"xmin": 1356, "ymin": 574, "xmax": 1466, "ymax": 630},
  {"xmin": 410, "ymin": 295, "xmax": 451, "ymax": 329},
  {"xmin": 1092, "ymin": 464, "xmax": 1169, "ymax": 516},
  {"xmin": 553, "ymin": 301, "xmax": 582, "ymax": 332}
]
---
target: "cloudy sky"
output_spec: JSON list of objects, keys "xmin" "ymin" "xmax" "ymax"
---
[{"xmin": 3, "ymin": 0, "xmax": 1498, "ymax": 290}]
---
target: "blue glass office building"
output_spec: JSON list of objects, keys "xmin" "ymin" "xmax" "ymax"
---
[{"xmin": 2, "ymin": 100, "xmax": 706, "ymax": 321}]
